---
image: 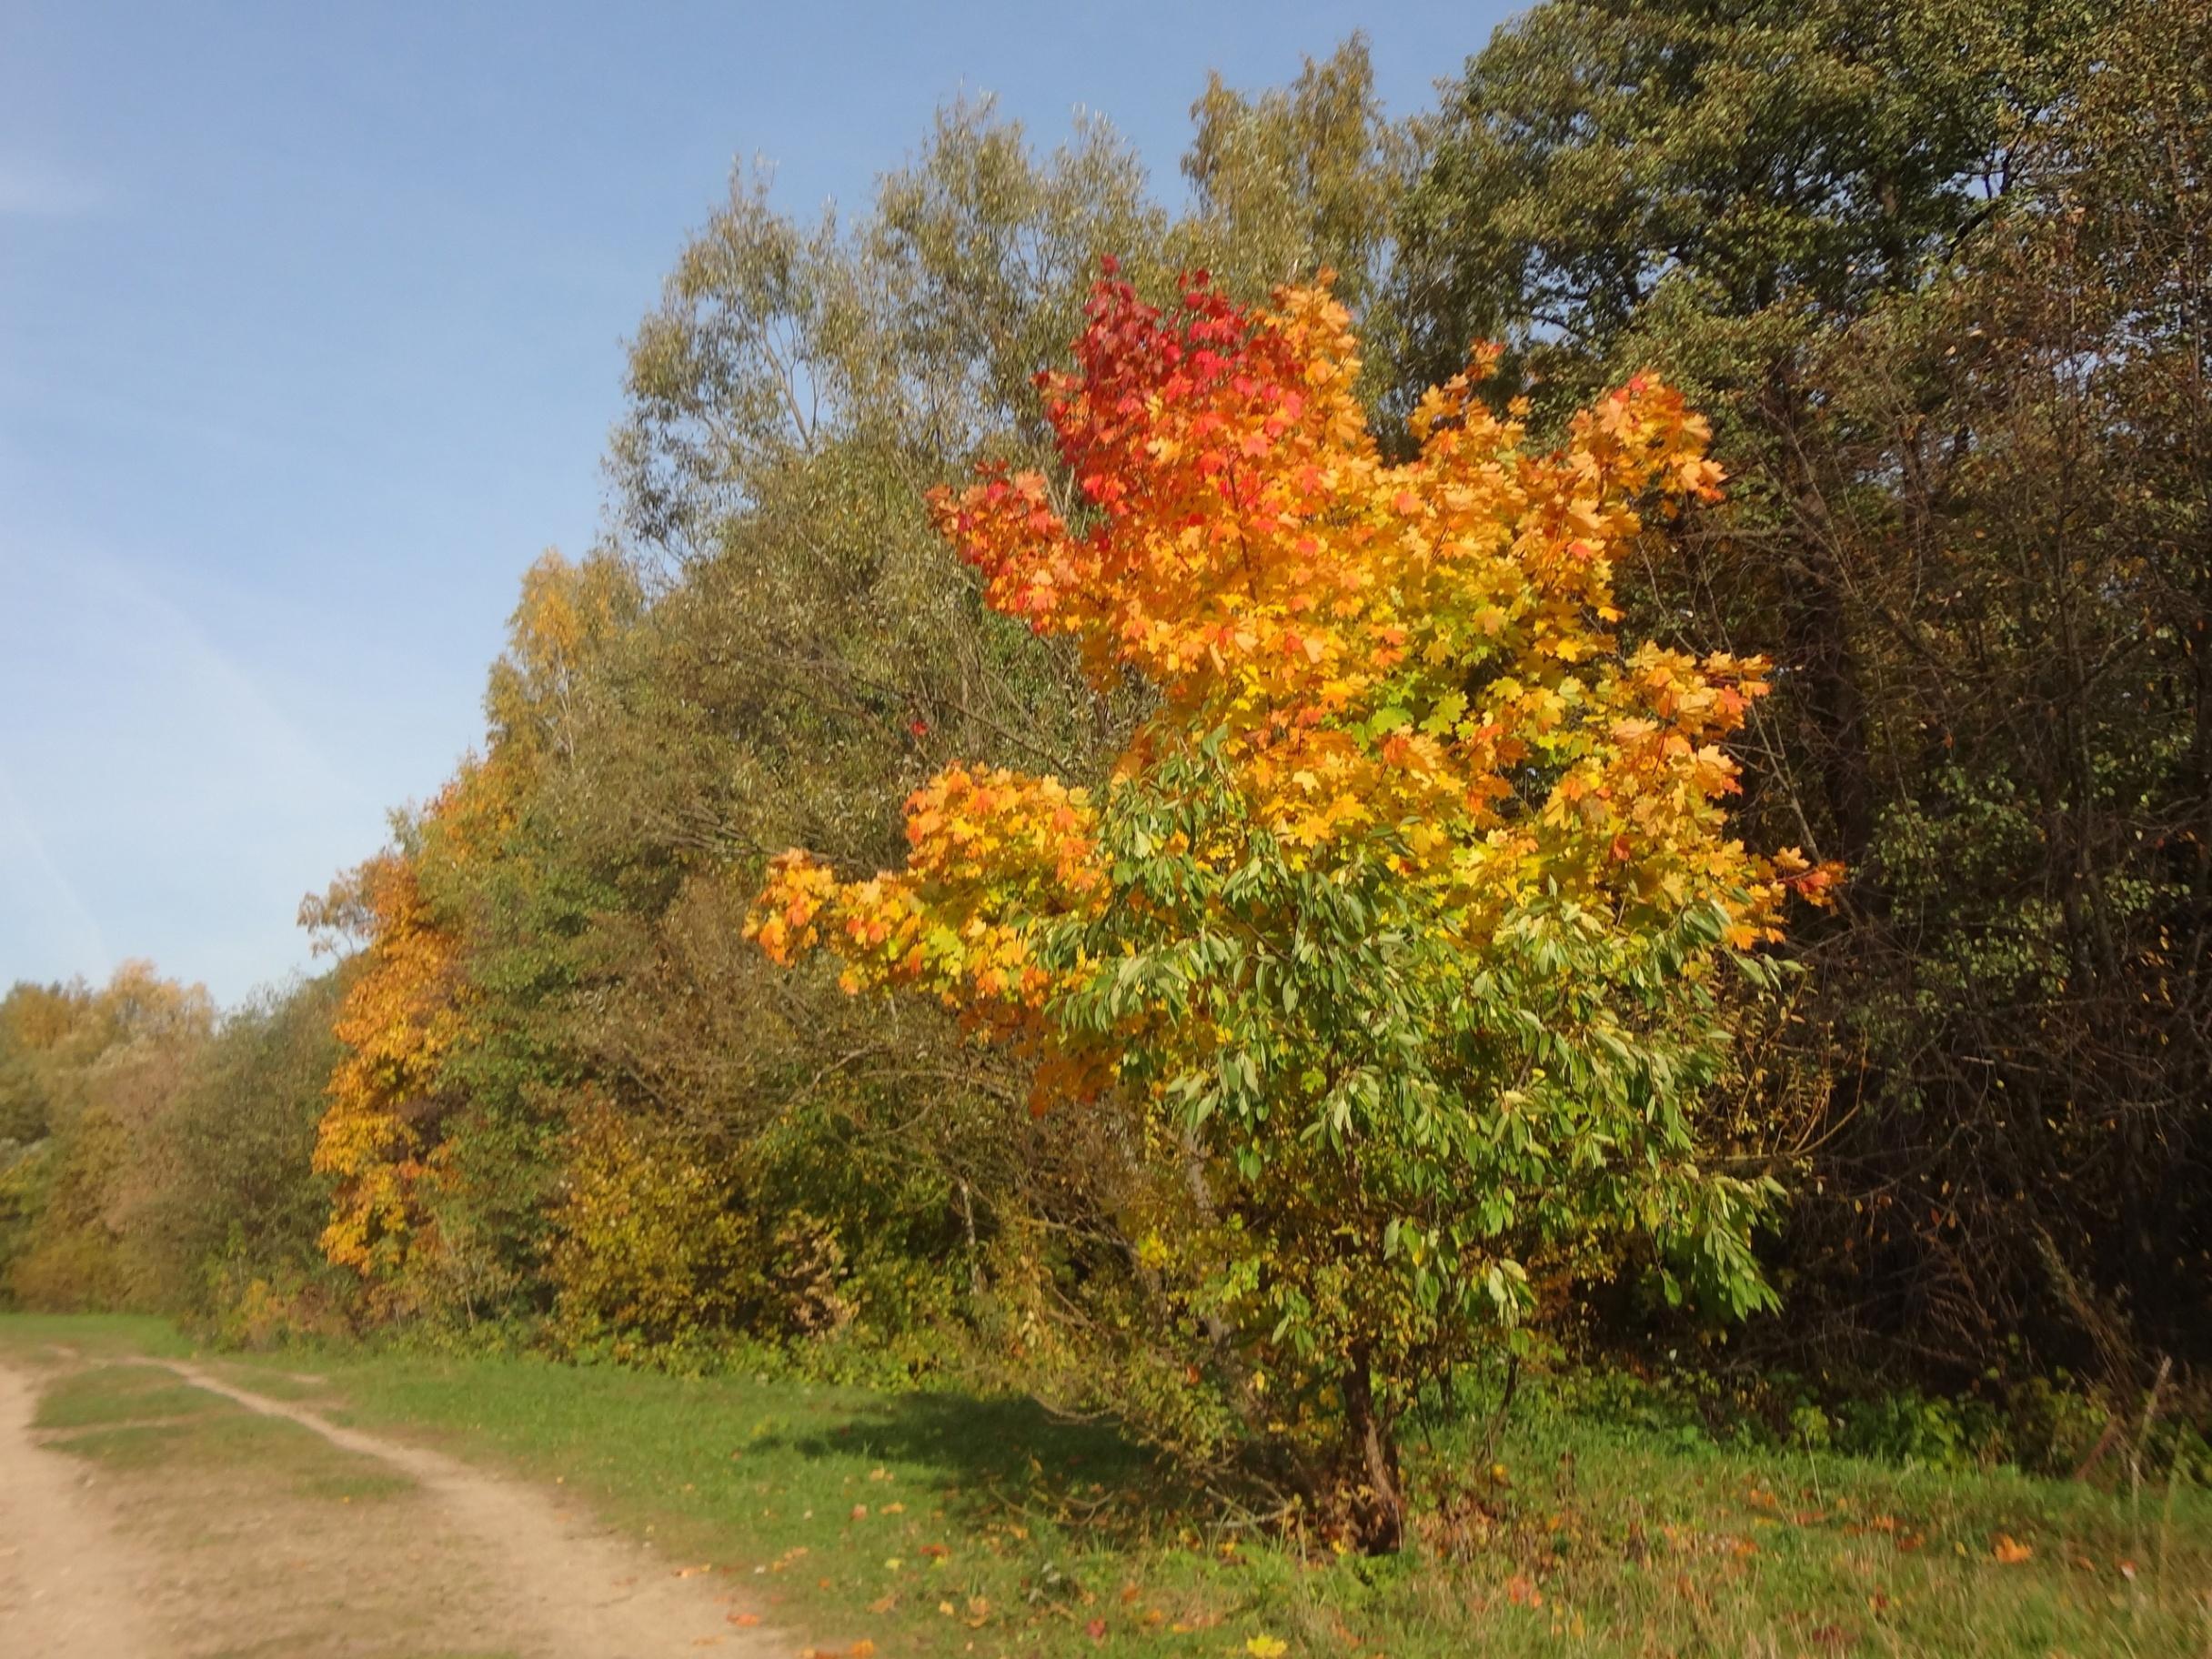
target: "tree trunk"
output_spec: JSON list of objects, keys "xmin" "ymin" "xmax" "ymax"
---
[{"xmin": 1341, "ymin": 1345, "xmax": 1405, "ymax": 1553}]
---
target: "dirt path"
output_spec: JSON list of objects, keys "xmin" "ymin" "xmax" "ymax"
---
[
  {"xmin": 0, "ymin": 1354, "xmax": 790, "ymax": 1658},
  {"xmin": 0, "ymin": 1364, "xmax": 169, "ymax": 1658}
]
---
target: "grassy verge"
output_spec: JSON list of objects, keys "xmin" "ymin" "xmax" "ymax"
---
[{"xmin": 6, "ymin": 1314, "xmax": 2207, "ymax": 1656}]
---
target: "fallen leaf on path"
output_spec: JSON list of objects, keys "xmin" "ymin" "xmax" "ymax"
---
[{"xmin": 728, "ymin": 1613, "xmax": 761, "ymax": 1627}]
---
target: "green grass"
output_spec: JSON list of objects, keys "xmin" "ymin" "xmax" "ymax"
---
[
  {"xmin": 209, "ymin": 1343, "xmax": 2212, "ymax": 1658},
  {"xmin": 9, "ymin": 1316, "xmax": 2208, "ymax": 1655},
  {"xmin": 27, "ymin": 1357, "xmax": 411, "ymax": 1501},
  {"xmin": 33, "ymin": 1362, "xmax": 226, "ymax": 1427},
  {"xmin": 0, "ymin": 1311, "xmax": 188, "ymax": 1365}
]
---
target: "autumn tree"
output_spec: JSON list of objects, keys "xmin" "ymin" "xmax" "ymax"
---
[
  {"xmin": 532, "ymin": 64, "xmax": 1449, "ymax": 1368},
  {"xmin": 305, "ymin": 823, "xmax": 473, "ymax": 1302},
  {"xmin": 301, "ymin": 552, "xmax": 639, "ymax": 1323},
  {"xmin": 752, "ymin": 268, "xmax": 1832, "ymax": 1547}
]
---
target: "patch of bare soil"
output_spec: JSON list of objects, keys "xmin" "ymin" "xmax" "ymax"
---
[
  {"xmin": 0, "ymin": 1355, "xmax": 789, "ymax": 1659},
  {"xmin": 0, "ymin": 1363, "xmax": 166, "ymax": 1658}
]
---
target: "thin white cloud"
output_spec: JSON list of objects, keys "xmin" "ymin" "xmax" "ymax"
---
[
  {"xmin": 0, "ymin": 538, "xmax": 384, "ymax": 1001},
  {"xmin": 0, "ymin": 156, "xmax": 111, "ymax": 218},
  {"xmin": 80, "ymin": 553, "xmax": 372, "ymax": 814},
  {"xmin": 0, "ymin": 758, "xmax": 111, "ymax": 980}
]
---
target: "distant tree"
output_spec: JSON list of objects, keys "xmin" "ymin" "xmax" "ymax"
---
[
  {"xmin": 136, "ymin": 972, "xmax": 347, "ymax": 1319},
  {"xmin": 1179, "ymin": 35, "xmax": 1414, "ymax": 315},
  {"xmin": 1, "ymin": 963, "xmax": 213, "ymax": 1309}
]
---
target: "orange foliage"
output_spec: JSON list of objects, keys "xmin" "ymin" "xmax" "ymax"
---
[
  {"xmin": 752, "ymin": 268, "xmax": 1836, "ymax": 1069},
  {"xmin": 310, "ymin": 760, "xmax": 512, "ymax": 1287}
]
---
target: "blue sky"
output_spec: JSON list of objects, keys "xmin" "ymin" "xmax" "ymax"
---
[{"xmin": 0, "ymin": 0, "xmax": 1510, "ymax": 1006}]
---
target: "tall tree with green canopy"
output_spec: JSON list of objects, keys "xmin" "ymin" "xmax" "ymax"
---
[{"xmin": 529, "ymin": 83, "xmax": 1427, "ymax": 1363}]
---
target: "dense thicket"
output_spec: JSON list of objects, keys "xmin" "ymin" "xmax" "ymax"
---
[
  {"xmin": 5, "ymin": 0, "xmax": 2204, "ymax": 1523},
  {"xmin": 1395, "ymin": 0, "xmax": 2210, "ymax": 1382}
]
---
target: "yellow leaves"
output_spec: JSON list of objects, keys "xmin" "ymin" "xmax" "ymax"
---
[
  {"xmin": 1993, "ymin": 1533, "xmax": 2035, "ymax": 1563},
  {"xmin": 486, "ymin": 548, "xmax": 638, "ymax": 767},
  {"xmin": 1246, "ymin": 1636, "xmax": 1290, "ymax": 1658},
  {"xmin": 314, "ymin": 833, "xmax": 472, "ymax": 1280}
]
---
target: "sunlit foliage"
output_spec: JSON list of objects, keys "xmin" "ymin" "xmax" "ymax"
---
[{"xmin": 753, "ymin": 270, "xmax": 1832, "ymax": 1544}]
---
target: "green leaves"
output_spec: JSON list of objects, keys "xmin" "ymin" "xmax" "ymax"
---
[{"xmin": 1025, "ymin": 721, "xmax": 1782, "ymax": 1509}]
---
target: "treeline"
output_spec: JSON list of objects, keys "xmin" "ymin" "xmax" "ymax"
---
[{"xmin": 5, "ymin": 0, "xmax": 2206, "ymax": 1426}]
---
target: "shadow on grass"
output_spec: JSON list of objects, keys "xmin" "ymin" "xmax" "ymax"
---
[{"xmin": 752, "ymin": 1386, "xmax": 1212, "ymax": 1543}]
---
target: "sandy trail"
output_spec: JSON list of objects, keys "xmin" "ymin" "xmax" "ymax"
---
[
  {"xmin": 0, "ymin": 1363, "xmax": 170, "ymax": 1658},
  {"xmin": 0, "ymin": 1354, "xmax": 789, "ymax": 1658}
]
